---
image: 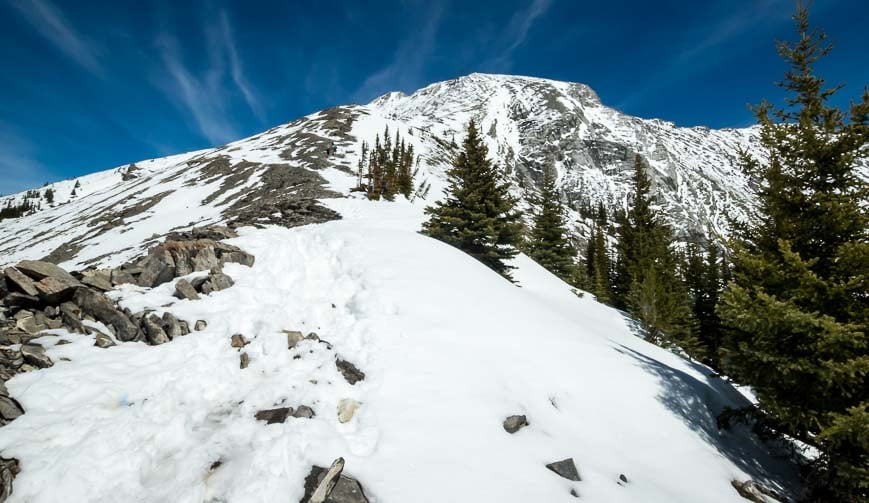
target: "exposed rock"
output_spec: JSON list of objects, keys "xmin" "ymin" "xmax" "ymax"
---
[
  {"xmin": 3, "ymin": 268, "xmax": 39, "ymax": 296},
  {"xmin": 173, "ymin": 279, "xmax": 200, "ymax": 300},
  {"xmin": 194, "ymin": 320, "xmax": 207, "ymax": 331},
  {"xmin": 286, "ymin": 330, "xmax": 305, "ymax": 349},
  {"xmin": 305, "ymin": 457, "xmax": 344, "ymax": 503},
  {"xmin": 73, "ymin": 288, "xmax": 143, "ymax": 342},
  {"xmin": 137, "ymin": 247, "xmax": 176, "ymax": 288},
  {"xmin": 80, "ymin": 270, "xmax": 113, "ymax": 291},
  {"xmin": 2, "ymin": 293, "xmax": 40, "ymax": 310},
  {"xmin": 20, "ymin": 344, "xmax": 53, "ymax": 369},
  {"xmin": 199, "ymin": 272, "xmax": 234, "ymax": 295},
  {"xmin": 142, "ymin": 314, "xmax": 170, "ymax": 345},
  {"xmin": 14, "ymin": 313, "xmax": 42, "ymax": 336},
  {"xmin": 240, "ymin": 352, "xmax": 249, "ymax": 369},
  {"xmin": 94, "ymin": 332, "xmax": 116, "ymax": 348},
  {"xmin": 0, "ymin": 395, "xmax": 24, "ymax": 422},
  {"xmin": 731, "ymin": 479, "xmax": 785, "ymax": 503},
  {"xmin": 293, "ymin": 405, "xmax": 315, "ymax": 419},
  {"xmin": 110, "ymin": 269, "xmax": 136, "ymax": 286},
  {"xmin": 301, "ymin": 458, "xmax": 369, "ymax": 503},
  {"xmin": 230, "ymin": 334, "xmax": 248, "ymax": 348},
  {"xmin": 336, "ymin": 359, "xmax": 365, "ymax": 385},
  {"xmin": 254, "ymin": 407, "xmax": 293, "ymax": 424},
  {"xmin": 15, "ymin": 260, "xmax": 78, "ymax": 284},
  {"xmin": 337, "ymin": 398, "xmax": 360, "ymax": 423},
  {"xmin": 546, "ymin": 458, "xmax": 581, "ymax": 481},
  {"xmin": 34, "ymin": 276, "xmax": 80, "ymax": 304},
  {"xmin": 619, "ymin": 474, "xmax": 628, "ymax": 484},
  {"xmin": 503, "ymin": 414, "xmax": 529, "ymax": 434},
  {"xmin": 0, "ymin": 457, "xmax": 20, "ymax": 502},
  {"xmin": 162, "ymin": 312, "xmax": 186, "ymax": 338},
  {"xmin": 166, "ymin": 225, "xmax": 238, "ymax": 242}
]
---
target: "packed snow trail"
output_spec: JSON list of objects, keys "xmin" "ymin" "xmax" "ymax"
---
[{"xmin": 0, "ymin": 199, "xmax": 795, "ymax": 502}]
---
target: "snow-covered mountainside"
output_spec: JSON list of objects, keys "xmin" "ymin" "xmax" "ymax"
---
[
  {"xmin": 0, "ymin": 73, "xmax": 800, "ymax": 502},
  {"xmin": 0, "ymin": 73, "xmax": 761, "ymax": 271}
]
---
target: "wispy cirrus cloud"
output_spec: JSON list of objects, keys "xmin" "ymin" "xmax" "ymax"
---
[
  {"xmin": 351, "ymin": 1, "xmax": 445, "ymax": 103},
  {"xmin": 9, "ymin": 0, "xmax": 103, "ymax": 76},
  {"xmin": 155, "ymin": 9, "xmax": 264, "ymax": 145},
  {"xmin": 482, "ymin": 0, "xmax": 554, "ymax": 73}
]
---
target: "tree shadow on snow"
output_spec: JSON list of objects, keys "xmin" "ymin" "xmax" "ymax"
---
[{"xmin": 613, "ymin": 343, "xmax": 801, "ymax": 499}]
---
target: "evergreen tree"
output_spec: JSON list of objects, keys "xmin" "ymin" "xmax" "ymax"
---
[
  {"xmin": 685, "ymin": 241, "xmax": 722, "ymax": 366},
  {"xmin": 44, "ymin": 188, "xmax": 54, "ymax": 204},
  {"xmin": 422, "ymin": 121, "xmax": 522, "ymax": 280},
  {"xmin": 614, "ymin": 154, "xmax": 695, "ymax": 350},
  {"xmin": 585, "ymin": 225, "xmax": 612, "ymax": 302},
  {"xmin": 527, "ymin": 166, "xmax": 578, "ymax": 282},
  {"xmin": 718, "ymin": 4, "xmax": 869, "ymax": 499}
]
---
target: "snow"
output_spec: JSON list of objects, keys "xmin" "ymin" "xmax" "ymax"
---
[{"xmin": 0, "ymin": 185, "xmax": 796, "ymax": 502}]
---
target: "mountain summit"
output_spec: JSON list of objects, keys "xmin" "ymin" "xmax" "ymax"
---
[{"xmin": 0, "ymin": 73, "xmax": 758, "ymax": 270}]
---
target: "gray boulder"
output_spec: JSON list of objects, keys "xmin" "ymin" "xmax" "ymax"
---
[
  {"xmin": 3, "ymin": 268, "xmax": 39, "ymax": 296},
  {"xmin": 34, "ymin": 276, "xmax": 80, "ymax": 304},
  {"xmin": 137, "ymin": 247, "xmax": 176, "ymax": 288},
  {"xmin": 142, "ymin": 314, "xmax": 170, "ymax": 345},
  {"xmin": 254, "ymin": 407, "xmax": 292, "ymax": 424},
  {"xmin": 73, "ymin": 288, "xmax": 143, "ymax": 342},
  {"xmin": 503, "ymin": 414, "xmax": 529, "ymax": 434},
  {"xmin": 336, "ymin": 359, "xmax": 365, "ymax": 385},
  {"xmin": 162, "ymin": 312, "xmax": 187, "ymax": 338},
  {"xmin": 94, "ymin": 332, "xmax": 116, "ymax": 348},
  {"xmin": 301, "ymin": 458, "xmax": 369, "ymax": 503},
  {"xmin": 15, "ymin": 260, "xmax": 78, "ymax": 284},
  {"xmin": 194, "ymin": 320, "xmax": 207, "ymax": 331},
  {"xmin": 81, "ymin": 270, "xmax": 113, "ymax": 291},
  {"xmin": 546, "ymin": 458, "xmax": 581, "ymax": 481},
  {"xmin": 0, "ymin": 395, "xmax": 24, "ymax": 422},
  {"xmin": 110, "ymin": 269, "xmax": 136, "ymax": 286},
  {"xmin": 20, "ymin": 344, "xmax": 53, "ymax": 369},
  {"xmin": 173, "ymin": 279, "xmax": 200, "ymax": 300},
  {"xmin": 0, "ymin": 457, "xmax": 19, "ymax": 502},
  {"xmin": 293, "ymin": 405, "xmax": 315, "ymax": 419}
]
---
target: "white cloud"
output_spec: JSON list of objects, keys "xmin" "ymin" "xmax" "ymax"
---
[{"xmin": 9, "ymin": 0, "xmax": 103, "ymax": 75}]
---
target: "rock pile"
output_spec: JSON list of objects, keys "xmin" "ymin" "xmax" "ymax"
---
[
  {"xmin": 301, "ymin": 458, "xmax": 369, "ymax": 503},
  {"xmin": 0, "ymin": 225, "xmax": 255, "ymax": 502}
]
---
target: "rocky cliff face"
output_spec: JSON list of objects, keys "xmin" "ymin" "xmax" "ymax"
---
[{"xmin": 0, "ymin": 73, "xmax": 763, "ymax": 269}]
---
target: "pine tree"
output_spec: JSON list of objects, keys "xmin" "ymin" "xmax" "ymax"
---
[
  {"xmin": 584, "ymin": 225, "xmax": 612, "ymax": 302},
  {"xmin": 44, "ymin": 188, "xmax": 54, "ymax": 204},
  {"xmin": 527, "ymin": 166, "xmax": 578, "ymax": 282},
  {"xmin": 422, "ymin": 120, "xmax": 523, "ymax": 280},
  {"xmin": 717, "ymin": 4, "xmax": 868, "ymax": 499},
  {"xmin": 615, "ymin": 154, "xmax": 695, "ymax": 350}
]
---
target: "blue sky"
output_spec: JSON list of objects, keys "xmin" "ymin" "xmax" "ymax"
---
[{"xmin": 1, "ymin": 0, "xmax": 867, "ymax": 194}]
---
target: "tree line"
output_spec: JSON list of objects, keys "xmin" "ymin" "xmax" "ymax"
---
[{"xmin": 417, "ymin": 4, "xmax": 866, "ymax": 499}]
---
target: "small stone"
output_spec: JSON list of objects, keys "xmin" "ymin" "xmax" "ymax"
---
[
  {"xmin": 173, "ymin": 279, "xmax": 200, "ymax": 300},
  {"xmin": 285, "ymin": 330, "xmax": 305, "ymax": 349},
  {"xmin": 546, "ymin": 458, "xmax": 581, "ymax": 481},
  {"xmin": 56, "ymin": 339, "xmax": 71, "ymax": 345},
  {"xmin": 570, "ymin": 489, "xmax": 579, "ymax": 498},
  {"xmin": 503, "ymin": 414, "xmax": 528, "ymax": 434},
  {"xmin": 21, "ymin": 344, "xmax": 53, "ymax": 369},
  {"xmin": 255, "ymin": 407, "xmax": 292, "ymax": 424},
  {"xmin": 337, "ymin": 398, "xmax": 360, "ymax": 423},
  {"xmin": 94, "ymin": 332, "xmax": 116, "ymax": 348},
  {"xmin": 336, "ymin": 359, "xmax": 365, "ymax": 385},
  {"xmin": 619, "ymin": 474, "xmax": 628, "ymax": 483},
  {"xmin": 240, "ymin": 352, "xmax": 249, "ymax": 369},
  {"xmin": 194, "ymin": 320, "xmax": 207, "ymax": 331},
  {"xmin": 293, "ymin": 405, "xmax": 315, "ymax": 419},
  {"xmin": 230, "ymin": 334, "xmax": 248, "ymax": 348}
]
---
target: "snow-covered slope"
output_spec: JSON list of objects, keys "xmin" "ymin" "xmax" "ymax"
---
[
  {"xmin": 1, "ymin": 73, "xmax": 762, "ymax": 270},
  {"xmin": 0, "ymin": 198, "xmax": 796, "ymax": 502}
]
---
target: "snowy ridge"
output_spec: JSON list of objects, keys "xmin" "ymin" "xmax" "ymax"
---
[
  {"xmin": 0, "ymin": 199, "xmax": 797, "ymax": 502},
  {"xmin": 2, "ymin": 73, "xmax": 762, "ymax": 270}
]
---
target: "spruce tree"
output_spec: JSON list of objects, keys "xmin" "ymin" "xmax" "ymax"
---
[
  {"xmin": 421, "ymin": 121, "xmax": 523, "ymax": 280},
  {"xmin": 615, "ymin": 154, "xmax": 695, "ymax": 350},
  {"xmin": 527, "ymin": 166, "xmax": 578, "ymax": 282},
  {"xmin": 717, "ymin": 4, "xmax": 868, "ymax": 499},
  {"xmin": 585, "ymin": 225, "xmax": 612, "ymax": 302}
]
